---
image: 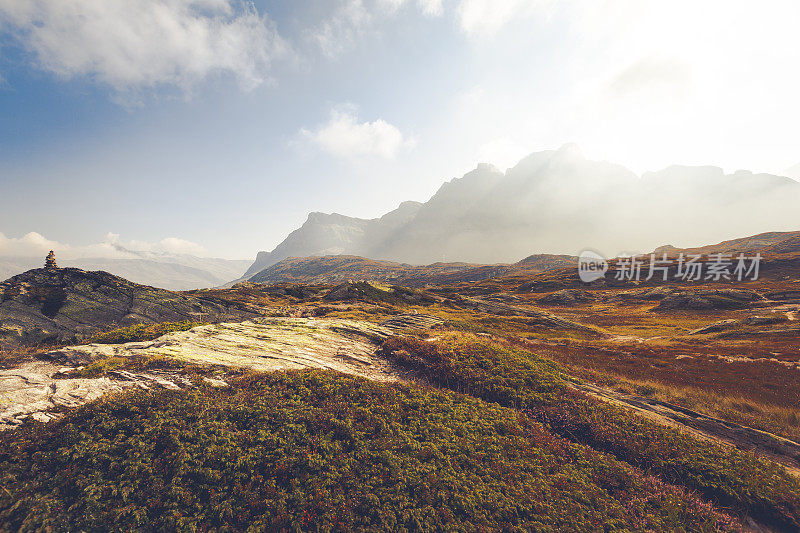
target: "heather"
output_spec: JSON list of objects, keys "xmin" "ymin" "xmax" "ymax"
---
[
  {"xmin": 0, "ymin": 370, "xmax": 738, "ymax": 532},
  {"xmin": 381, "ymin": 333, "xmax": 800, "ymax": 531}
]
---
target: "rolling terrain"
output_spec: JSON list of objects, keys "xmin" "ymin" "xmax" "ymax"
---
[
  {"xmin": 2, "ymin": 234, "xmax": 800, "ymax": 531},
  {"xmin": 246, "ymin": 253, "xmax": 575, "ymax": 287}
]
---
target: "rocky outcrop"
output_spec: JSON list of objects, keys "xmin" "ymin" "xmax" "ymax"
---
[
  {"xmin": 688, "ymin": 319, "xmax": 741, "ymax": 335},
  {"xmin": 0, "ymin": 267, "xmax": 259, "ymax": 348},
  {"xmin": 3, "ymin": 317, "xmax": 410, "ymax": 430},
  {"xmin": 538, "ymin": 289, "xmax": 595, "ymax": 306},
  {"xmin": 1, "ymin": 255, "xmax": 252, "ymax": 292},
  {"xmin": 572, "ymin": 381, "xmax": 800, "ymax": 472},
  {"xmin": 380, "ymin": 313, "xmax": 445, "ymax": 331},
  {"xmin": 444, "ymin": 295, "xmax": 598, "ymax": 332},
  {"xmin": 0, "ymin": 361, "xmax": 198, "ymax": 431},
  {"xmin": 654, "ymin": 289, "xmax": 765, "ymax": 311},
  {"xmin": 47, "ymin": 318, "xmax": 402, "ymax": 379}
]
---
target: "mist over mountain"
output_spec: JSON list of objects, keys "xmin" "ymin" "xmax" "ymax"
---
[
  {"xmin": 244, "ymin": 145, "xmax": 800, "ymax": 277},
  {"xmin": 241, "ymin": 201, "xmax": 423, "ymax": 279},
  {"xmin": 785, "ymin": 162, "xmax": 800, "ymax": 180}
]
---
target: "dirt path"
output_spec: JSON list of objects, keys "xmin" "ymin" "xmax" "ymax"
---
[{"xmin": 570, "ymin": 381, "xmax": 800, "ymax": 477}]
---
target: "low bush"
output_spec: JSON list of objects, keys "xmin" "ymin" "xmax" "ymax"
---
[
  {"xmin": 90, "ymin": 321, "xmax": 203, "ymax": 345},
  {"xmin": 382, "ymin": 333, "xmax": 800, "ymax": 531},
  {"xmin": 0, "ymin": 370, "xmax": 737, "ymax": 532}
]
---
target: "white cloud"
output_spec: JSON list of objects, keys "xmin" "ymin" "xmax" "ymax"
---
[
  {"xmin": 308, "ymin": 0, "xmax": 445, "ymax": 57},
  {"xmin": 0, "ymin": 0, "xmax": 286, "ymax": 93},
  {"xmin": 309, "ymin": 0, "xmax": 373, "ymax": 58},
  {"xmin": 0, "ymin": 232, "xmax": 66, "ymax": 258},
  {"xmin": 417, "ymin": 0, "xmax": 444, "ymax": 17},
  {"xmin": 0, "ymin": 232, "xmax": 207, "ymax": 259},
  {"xmin": 101, "ymin": 233, "xmax": 207, "ymax": 257},
  {"xmin": 302, "ymin": 106, "xmax": 412, "ymax": 160},
  {"xmin": 457, "ymin": 0, "xmax": 545, "ymax": 38},
  {"xmin": 153, "ymin": 237, "xmax": 207, "ymax": 256}
]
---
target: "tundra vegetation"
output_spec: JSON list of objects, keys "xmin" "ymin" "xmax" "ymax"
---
[{"xmin": 2, "ymin": 247, "xmax": 800, "ymax": 531}]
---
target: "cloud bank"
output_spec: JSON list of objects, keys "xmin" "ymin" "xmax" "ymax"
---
[
  {"xmin": 0, "ymin": 232, "xmax": 208, "ymax": 259},
  {"xmin": 0, "ymin": 0, "xmax": 286, "ymax": 93}
]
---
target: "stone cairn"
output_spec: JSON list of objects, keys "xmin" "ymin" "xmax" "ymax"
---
[{"xmin": 44, "ymin": 250, "xmax": 58, "ymax": 270}]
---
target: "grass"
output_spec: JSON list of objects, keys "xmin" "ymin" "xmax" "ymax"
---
[
  {"xmin": 580, "ymin": 372, "xmax": 800, "ymax": 444},
  {"xmin": 89, "ymin": 321, "xmax": 203, "ymax": 345},
  {"xmin": 381, "ymin": 333, "xmax": 800, "ymax": 530},
  {"xmin": 68, "ymin": 354, "xmax": 198, "ymax": 379},
  {"xmin": 0, "ymin": 370, "xmax": 739, "ymax": 532}
]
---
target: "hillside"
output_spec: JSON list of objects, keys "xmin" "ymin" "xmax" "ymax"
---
[
  {"xmin": 0, "ymin": 370, "xmax": 750, "ymax": 532},
  {"xmin": 246, "ymin": 253, "xmax": 575, "ymax": 287},
  {"xmin": 244, "ymin": 146, "xmax": 800, "ymax": 273},
  {"xmin": 3, "ymin": 235, "xmax": 800, "ymax": 531},
  {"xmin": 0, "ymin": 266, "xmax": 258, "ymax": 349},
  {"xmin": 0, "ymin": 256, "xmax": 250, "ymax": 291},
  {"xmin": 656, "ymin": 230, "xmax": 800, "ymax": 256}
]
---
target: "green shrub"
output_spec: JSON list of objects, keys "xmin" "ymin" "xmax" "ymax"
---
[
  {"xmin": 382, "ymin": 333, "xmax": 800, "ymax": 531},
  {"xmin": 90, "ymin": 321, "xmax": 202, "ymax": 345},
  {"xmin": 0, "ymin": 370, "xmax": 737, "ymax": 532}
]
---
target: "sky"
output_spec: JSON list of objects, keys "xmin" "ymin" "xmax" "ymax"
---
[{"xmin": 1, "ymin": 0, "xmax": 799, "ymax": 260}]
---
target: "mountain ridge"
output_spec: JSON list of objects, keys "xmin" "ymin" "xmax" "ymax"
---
[{"xmin": 243, "ymin": 146, "xmax": 800, "ymax": 276}]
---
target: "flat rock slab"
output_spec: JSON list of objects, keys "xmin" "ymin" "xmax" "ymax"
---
[
  {"xmin": 0, "ymin": 361, "xmax": 123, "ymax": 430},
  {"xmin": 3, "ymin": 318, "xmax": 405, "ymax": 430},
  {"xmin": 48, "ymin": 317, "xmax": 402, "ymax": 382}
]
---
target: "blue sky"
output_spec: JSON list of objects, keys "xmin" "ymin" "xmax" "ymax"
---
[{"xmin": 1, "ymin": 1, "xmax": 799, "ymax": 259}]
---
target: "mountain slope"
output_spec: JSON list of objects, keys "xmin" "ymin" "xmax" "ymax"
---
[
  {"xmin": 244, "ymin": 146, "xmax": 800, "ymax": 272},
  {"xmin": 241, "ymin": 201, "xmax": 422, "ymax": 279},
  {"xmin": 655, "ymin": 231, "xmax": 800, "ymax": 256},
  {"xmin": 0, "ymin": 266, "xmax": 258, "ymax": 348}
]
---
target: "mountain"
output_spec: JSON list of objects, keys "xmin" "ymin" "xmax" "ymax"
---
[
  {"xmin": 0, "ymin": 266, "xmax": 258, "ymax": 348},
  {"xmin": 785, "ymin": 162, "xmax": 800, "ymax": 180},
  {"xmin": 0, "ymin": 256, "xmax": 250, "ymax": 291},
  {"xmin": 243, "ymin": 146, "xmax": 800, "ymax": 277},
  {"xmin": 239, "ymin": 201, "xmax": 422, "ymax": 280}
]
